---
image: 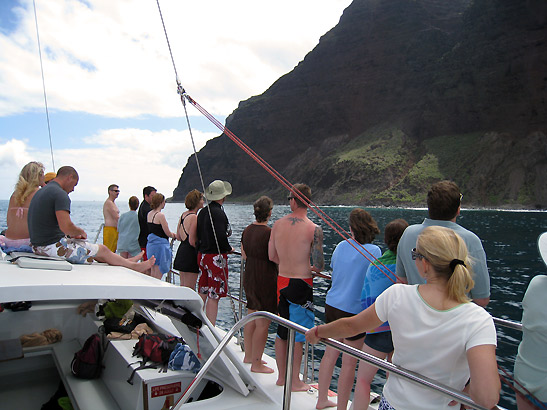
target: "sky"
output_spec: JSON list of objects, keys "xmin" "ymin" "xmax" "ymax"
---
[{"xmin": 0, "ymin": 0, "xmax": 353, "ymax": 202}]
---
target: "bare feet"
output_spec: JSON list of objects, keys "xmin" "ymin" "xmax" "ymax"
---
[
  {"xmin": 244, "ymin": 358, "xmax": 268, "ymax": 365},
  {"xmin": 133, "ymin": 256, "xmax": 156, "ymax": 273},
  {"xmin": 251, "ymin": 363, "xmax": 274, "ymax": 374},
  {"xmin": 292, "ymin": 380, "xmax": 311, "ymax": 392},
  {"xmin": 316, "ymin": 399, "xmax": 337, "ymax": 409},
  {"xmin": 275, "ymin": 378, "xmax": 310, "ymax": 392},
  {"xmin": 128, "ymin": 251, "xmax": 144, "ymax": 262}
]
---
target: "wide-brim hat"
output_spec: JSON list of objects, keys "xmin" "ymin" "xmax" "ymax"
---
[
  {"xmin": 205, "ymin": 180, "xmax": 232, "ymax": 201},
  {"xmin": 538, "ymin": 232, "xmax": 547, "ymax": 267}
]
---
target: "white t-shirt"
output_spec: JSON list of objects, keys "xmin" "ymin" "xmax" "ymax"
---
[{"xmin": 374, "ymin": 284, "xmax": 497, "ymax": 410}]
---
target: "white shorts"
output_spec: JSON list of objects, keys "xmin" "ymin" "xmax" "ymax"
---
[{"xmin": 33, "ymin": 237, "xmax": 99, "ymax": 264}]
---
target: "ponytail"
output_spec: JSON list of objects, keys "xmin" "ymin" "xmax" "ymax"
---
[
  {"xmin": 417, "ymin": 226, "xmax": 475, "ymax": 303},
  {"xmin": 447, "ymin": 261, "xmax": 474, "ymax": 303}
]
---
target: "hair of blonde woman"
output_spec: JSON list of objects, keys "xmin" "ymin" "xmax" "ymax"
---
[
  {"xmin": 150, "ymin": 193, "xmax": 165, "ymax": 210},
  {"xmin": 185, "ymin": 189, "xmax": 203, "ymax": 210},
  {"xmin": 12, "ymin": 161, "xmax": 45, "ymax": 206},
  {"xmin": 416, "ymin": 226, "xmax": 475, "ymax": 303},
  {"xmin": 349, "ymin": 208, "xmax": 380, "ymax": 244}
]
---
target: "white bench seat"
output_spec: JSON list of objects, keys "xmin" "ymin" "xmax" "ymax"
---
[{"xmin": 52, "ymin": 339, "xmax": 120, "ymax": 410}]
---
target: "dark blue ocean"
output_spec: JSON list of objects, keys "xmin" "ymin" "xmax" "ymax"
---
[{"xmin": 1, "ymin": 201, "xmax": 545, "ymax": 409}]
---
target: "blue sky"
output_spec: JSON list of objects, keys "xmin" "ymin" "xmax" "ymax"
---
[{"xmin": 0, "ymin": 0, "xmax": 352, "ymax": 201}]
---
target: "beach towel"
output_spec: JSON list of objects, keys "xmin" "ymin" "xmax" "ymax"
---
[{"xmin": 146, "ymin": 233, "xmax": 171, "ymax": 274}]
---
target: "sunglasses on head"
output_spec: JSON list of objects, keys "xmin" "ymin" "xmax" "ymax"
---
[{"xmin": 411, "ymin": 248, "xmax": 426, "ymax": 261}]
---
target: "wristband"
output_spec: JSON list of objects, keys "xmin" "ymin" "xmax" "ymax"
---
[{"xmin": 314, "ymin": 325, "xmax": 319, "ymax": 338}]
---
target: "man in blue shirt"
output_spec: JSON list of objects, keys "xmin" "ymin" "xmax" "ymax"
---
[{"xmin": 396, "ymin": 180, "xmax": 490, "ymax": 306}]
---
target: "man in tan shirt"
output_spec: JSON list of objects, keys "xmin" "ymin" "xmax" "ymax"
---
[
  {"xmin": 269, "ymin": 183, "xmax": 324, "ymax": 391},
  {"xmin": 103, "ymin": 184, "xmax": 120, "ymax": 252}
]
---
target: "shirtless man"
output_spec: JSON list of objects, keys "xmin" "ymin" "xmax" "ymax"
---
[
  {"xmin": 103, "ymin": 184, "xmax": 120, "ymax": 252},
  {"xmin": 28, "ymin": 166, "xmax": 155, "ymax": 273},
  {"xmin": 269, "ymin": 183, "xmax": 324, "ymax": 391}
]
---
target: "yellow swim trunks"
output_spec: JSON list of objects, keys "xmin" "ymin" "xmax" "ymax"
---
[{"xmin": 103, "ymin": 226, "xmax": 118, "ymax": 252}]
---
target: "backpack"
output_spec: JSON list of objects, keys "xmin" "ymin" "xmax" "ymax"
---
[
  {"xmin": 71, "ymin": 333, "xmax": 105, "ymax": 379},
  {"xmin": 127, "ymin": 334, "xmax": 183, "ymax": 384}
]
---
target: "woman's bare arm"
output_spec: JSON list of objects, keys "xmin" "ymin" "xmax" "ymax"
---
[
  {"xmin": 466, "ymin": 344, "xmax": 500, "ymax": 409},
  {"xmin": 306, "ymin": 303, "xmax": 383, "ymax": 343}
]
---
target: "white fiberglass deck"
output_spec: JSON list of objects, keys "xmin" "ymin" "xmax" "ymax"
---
[{"xmin": 0, "ymin": 259, "xmax": 201, "ymax": 305}]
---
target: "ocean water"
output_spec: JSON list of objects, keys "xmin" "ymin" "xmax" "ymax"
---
[{"xmin": 1, "ymin": 200, "xmax": 546, "ymax": 409}]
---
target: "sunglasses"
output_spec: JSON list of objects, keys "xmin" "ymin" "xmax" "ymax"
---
[
  {"xmin": 287, "ymin": 196, "xmax": 295, "ymax": 201},
  {"xmin": 111, "ymin": 189, "xmax": 120, "ymax": 193},
  {"xmin": 411, "ymin": 248, "xmax": 426, "ymax": 261}
]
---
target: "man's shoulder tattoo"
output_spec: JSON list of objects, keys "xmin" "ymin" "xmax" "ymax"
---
[{"xmin": 288, "ymin": 216, "xmax": 304, "ymax": 225}]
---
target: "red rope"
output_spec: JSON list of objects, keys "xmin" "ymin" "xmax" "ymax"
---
[
  {"xmin": 184, "ymin": 94, "xmax": 400, "ymax": 284},
  {"xmin": 498, "ymin": 366, "xmax": 547, "ymax": 410}
]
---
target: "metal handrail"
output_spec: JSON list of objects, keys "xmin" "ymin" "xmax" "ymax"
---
[
  {"xmin": 494, "ymin": 316, "xmax": 522, "ymax": 331},
  {"xmin": 174, "ymin": 311, "xmax": 505, "ymax": 410}
]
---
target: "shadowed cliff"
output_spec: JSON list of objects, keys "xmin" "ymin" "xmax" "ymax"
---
[{"xmin": 173, "ymin": 0, "xmax": 547, "ymax": 208}]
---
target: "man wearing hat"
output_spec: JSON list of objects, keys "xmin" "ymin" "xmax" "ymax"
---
[{"xmin": 196, "ymin": 180, "xmax": 233, "ymax": 325}]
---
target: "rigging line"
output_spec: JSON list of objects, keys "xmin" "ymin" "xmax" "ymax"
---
[
  {"xmin": 498, "ymin": 366, "xmax": 547, "ymax": 410},
  {"xmin": 153, "ymin": 0, "xmax": 395, "ymax": 282},
  {"xmin": 155, "ymin": 0, "xmax": 181, "ymax": 87},
  {"xmin": 185, "ymin": 95, "xmax": 400, "ymax": 283},
  {"xmin": 181, "ymin": 94, "xmax": 238, "ymax": 321},
  {"xmin": 32, "ymin": 0, "xmax": 55, "ymax": 171},
  {"xmin": 155, "ymin": 0, "xmax": 239, "ymax": 326}
]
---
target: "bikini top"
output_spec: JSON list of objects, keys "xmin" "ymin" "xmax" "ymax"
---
[
  {"xmin": 9, "ymin": 207, "xmax": 27, "ymax": 218},
  {"xmin": 148, "ymin": 212, "xmax": 168, "ymax": 239}
]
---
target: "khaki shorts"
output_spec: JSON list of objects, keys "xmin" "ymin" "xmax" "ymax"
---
[{"xmin": 33, "ymin": 237, "xmax": 99, "ymax": 264}]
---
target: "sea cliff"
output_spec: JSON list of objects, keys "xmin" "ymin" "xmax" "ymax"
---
[{"xmin": 172, "ymin": 0, "xmax": 547, "ymax": 208}]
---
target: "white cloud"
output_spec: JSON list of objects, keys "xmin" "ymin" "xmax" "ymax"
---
[
  {"xmin": 0, "ymin": 0, "xmax": 352, "ymax": 201},
  {"xmin": 0, "ymin": 0, "xmax": 352, "ymax": 118},
  {"xmin": 0, "ymin": 127, "xmax": 215, "ymax": 201}
]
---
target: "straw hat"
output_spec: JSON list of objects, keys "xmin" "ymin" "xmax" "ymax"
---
[
  {"xmin": 538, "ymin": 232, "xmax": 547, "ymax": 267},
  {"xmin": 205, "ymin": 180, "xmax": 232, "ymax": 201}
]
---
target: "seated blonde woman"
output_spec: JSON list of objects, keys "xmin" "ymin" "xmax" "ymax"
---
[
  {"xmin": 1, "ymin": 162, "xmax": 45, "ymax": 252},
  {"xmin": 306, "ymin": 226, "xmax": 500, "ymax": 410}
]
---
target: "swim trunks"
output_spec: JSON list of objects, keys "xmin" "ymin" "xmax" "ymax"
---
[
  {"xmin": 33, "ymin": 237, "xmax": 99, "ymax": 264},
  {"xmin": 277, "ymin": 276, "xmax": 314, "ymax": 343},
  {"xmin": 103, "ymin": 226, "xmax": 118, "ymax": 253},
  {"xmin": 198, "ymin": 252, "xmax": 228, "ymax": 299}
]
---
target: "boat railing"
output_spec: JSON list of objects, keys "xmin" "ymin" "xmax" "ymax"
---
[{"xmin": 173, "ymin": 311, "xmax": 508, "ymax": 410}]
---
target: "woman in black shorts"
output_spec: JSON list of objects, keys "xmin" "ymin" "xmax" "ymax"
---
[{"xmin": 174, "ymin": 190, "xmax": 204, "ymax": 289}]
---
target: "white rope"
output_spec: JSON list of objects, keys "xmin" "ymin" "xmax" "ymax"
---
[{"xmin": 32, "ymin": 0, "xmax": 55, "ymax": 171}]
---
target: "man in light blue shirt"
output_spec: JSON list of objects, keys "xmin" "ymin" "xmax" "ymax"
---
[{"xmin": 396, "ymin": 181, "xmax": 490, "ymax": 307}]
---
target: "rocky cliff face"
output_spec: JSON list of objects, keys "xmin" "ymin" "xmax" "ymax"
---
[{"xmin": 173, "ymin": 0, "xmax": 547, "ymax": 208}]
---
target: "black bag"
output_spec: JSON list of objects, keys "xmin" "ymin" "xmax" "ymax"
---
[
  {"xmin": 103, "ymin": 313, "xmax": 146, "ymax": 335},
  {"xmin": 71, "ymin": 333, "xmax": 105, "ymax": 379}
]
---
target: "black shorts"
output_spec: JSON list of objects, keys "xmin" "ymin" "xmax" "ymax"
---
[
  {"xmin": 325, "ymin": 304, "xmax": 366, "ymax": 341},
  {"xmin": 364, "ymin": 331, "xmax": 394, "ymax": 353}
]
